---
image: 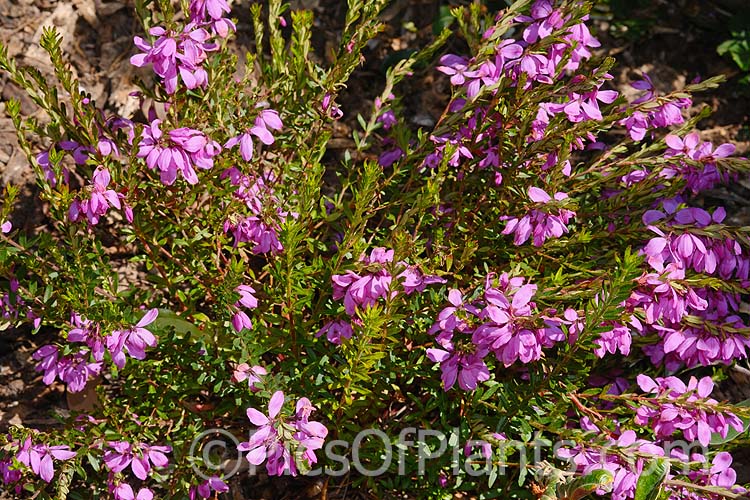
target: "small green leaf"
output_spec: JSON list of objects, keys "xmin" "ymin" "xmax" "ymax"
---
[
  {"xmin": 634, "ymin": 457, "xmax": 670, "ymax": 500},
  {"xmin": 559, "ymin": 469, "xmax": 613, "ymax": 500},
  {"xmin": 433, "ymin": 5, "xmax": 454, "ymax": 36}
]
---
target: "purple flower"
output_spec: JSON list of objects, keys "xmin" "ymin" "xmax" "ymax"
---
[
  {"xmin": 107, "ymin": 308, "xmax": 159, "ymax": 369},
  {"xmin": 104, "ymin": 441, "xmax": 171, "ymax": 480},
  {"xmin": 59, "ymin": 140, "xmax": 93, "ymax": 165},
  {"xmin": 330, "ymin": 248, "xmax": 443, "ymax": 317},
  {"xmin": 67, "ymin": 312, "xmax": 106, "ymax": 361},
  {"xmin": 427, "ymin": 342, "xmax": 490, "ymax": 391},
  {"xmin": 224, "ymin": 109, "xmax": 283, "ymax": 162},
  {"xmin": 0, "ymin": 457, "xmax": 22, "ymax": 485},
  {"xmin": 231, "ymin": 284, "xmax": 258, "ymax": 332},
  {"xmin": 331, "ymin": 250, "xmax": 394, "ymax": 316},
  {"xmin": 190, "ymin": 0, "xmax": 229, "ymax": 22},
  {"xmin": 316, "ymin": 319, "xmax": 354, "ymax": 344},
  {"xmin": 224, "ymin": 215, "xmax": 284, "ymax": 254},
  {"xmin": 593, "ymin": 323, "xmax": 632, "ymax": 358},
  {"xmin": 58, "ymin": 350, "xmax": 103, "ymax": 392},
  {"xmin": 321, "ymin": 93, "xmax": 343, "ymax": 119},
  {"xmin": 667, "ymin": 450, "xmax": 746, "ymax": 498},
  {"xmin": 557, "ymin": 430, "xmax": 657, "ymax": 500},
  {"xmin": 378, "ymin": 146, "xmax": 405, "ymax": 168},
  {"xmin": 239, "ymin": 391, "xmax": 287, "ymax": 468},
  {"xmin": 437, "ymin": 54, "xmax": 472, "ymax": 86},
  {"xmin": 501, "ymin": 187, "xmax": 575, "ymax": 246},
  {"xmin": 32, "ymin": 345, "xmax": 62, "ymax": 386},
  {"xmin": 428, "ymin": 289, "xmax": 481, "ymax": 343},
  {"xmin": 191, "ymin": 476, "xmax": 229, "ymax": 499},
  {"xmin": 231, "ymin": 363, "xmax": 267, "ymax": 391},
  {"xmin": 32, "ymin": 345, "xmax": 102, "ymax": 393},
  {"xmin": 68, "ymin": 166, "xmax": 124, "ymax": 225},
  {"xmin": 137, "ymin": 120, "xmax": 220, "ymax": 185},
  {"xmin": 399, "ymin": 266, "xmax": 446, "ymax": 295},
  {"xmin": 188, "ymin": 0, "xmax": 235, "ymax": 37},
  {"xmin": 630, "ymin": 73, "xmax": 655, "ymax": 104},
  {"xmin": 113, "ymin": 484, "xmax": 154, "ymax": 500},
  {"xmin": 131, "ymin": 24, "xmax": 217, "ymax": 93},
  {"xmin": 620, "ymin": 110, "xmax": 649, "ymax": 141},
  {"xmin": 635, "ymin": 375, "xmax": 744, "ymax": 446},
  {"xmin": 15, "ymin": 438, "xmax": 76, "ymax": 483},
  {"xmin": 238, "ymin": 391, "xmax": 328, "ymax": 476},
  {"xmin": 547, "ymin": 85, "xmax": 618, "ymax": 123}
]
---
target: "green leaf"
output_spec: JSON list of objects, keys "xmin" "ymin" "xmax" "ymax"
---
[
  {"xmin": 433, "ymin": 5, "xmax": 454, "ymax": 36},
  {"xmin": 559, "ymin": 469, "xmax": 613, "ymax": 500},
  {"xmin": 152, "ymin": 309, "xmax": 202, "ymax": 336},
  {"xmin": 634, "ymin": 457, "xmax": 670, "ymax": 500}
]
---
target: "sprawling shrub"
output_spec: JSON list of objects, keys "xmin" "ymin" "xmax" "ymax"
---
[{"xmin": 1, "ymin": 0, "xmax": 749, "ymax": 498}]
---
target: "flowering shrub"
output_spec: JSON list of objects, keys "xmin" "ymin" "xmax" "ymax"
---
[{"xmin": 1, "ymin": 0, "xmax": 749, "ymax": 498}]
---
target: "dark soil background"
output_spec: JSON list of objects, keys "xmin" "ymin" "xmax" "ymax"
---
[{"xmin": 1, "ymin": 0, "xmax": 750, "ymax": 498}]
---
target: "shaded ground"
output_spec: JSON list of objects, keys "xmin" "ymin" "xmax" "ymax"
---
[{"xmin": 1, "ymin": 0, "xmax": 750, "ymax": 497}]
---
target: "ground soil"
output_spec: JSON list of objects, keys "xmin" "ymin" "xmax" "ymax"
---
[{"xmin": 1, "ymin": 0, "xmax": 750, "ymax": 498}]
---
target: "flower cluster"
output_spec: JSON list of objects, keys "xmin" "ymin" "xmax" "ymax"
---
[
  {"xmin": 330, "ymin": 247, "xmax": 444, "ymax": 317},
  {"xmin": 104, "ymin": 440, "xmax": 171, "ymax": 480},
  {"xmin": 230, "ymin": 284, "xmax": 258, "ymax": 332},
  {"xmin": 427, "ymin": 272, "xmax": 571, "ymax": 391},
  {"xmin": 0, "ymin": 276, "xmax": 39, "ymax": 328},
  {"xmin": 557, "ymin": 430, "xmax": 660, "ymax": 500},
  {"xmin": 137, "ymin": 120, "xmax": 221, "ymax": 185},
  {"xmin": 32, "ymin": 345, "xmax": 103, "ymax": 393},
  {"xmin": 238, "ymin": 391, "xmax": 328, "ymax": 476},
  {"xmin": 321, "ymin": 248, "xmax": 444, "ymax": 344},
  {"xmin": 131, "ymin": 26, "xmax": 216, "ymax": 94},
  {"xmin": 560, "ymin": 425, "xmax": 747, "ymax": 500},
  {"xmin": 14, "ymin": 437, "xmax": 76, "ymax": 483},
  {"xmin": 69, "ymin": 166, "xmax": 131, "ymax": 225},
  {"xmin": 620, "ymin": 73, "xmax": 694, "ymax": 141},
  {"xmin": 501, "ymin": 187, "xmax": 576, "ymax": 247},
  {"xmin": 33, "ymin": 309, "xmax": 158, "ymax": 392},
  {"xmin": 189, "ymin": 0, "xmax": 235, "ymax": 38},
  {"xmin": 619, "ymin": 201, "xmax": 750, "ymax": 369},
  {"xmin": 224, "ymin": 109, "xmax": 283, "ymax": 162},
  {"xmin": 635, "ymin": 375, "xmax": 744, "ymax": 446},
  {"xmin": 666, "ymin": 451, "xmax": 746, "ymax": 500},
  {"xmin": 221, "ymin": 168, "xmax": 287, "ymax": 254}
]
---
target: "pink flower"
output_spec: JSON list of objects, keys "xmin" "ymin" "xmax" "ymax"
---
[
  {"xmin": 104, "ymin": 441, "xmax": 171, "ymax": 480},
  {"xmin": 224, "ymin": 110, "xmax": 283, "ymax": 162},
  {"xmin": 635, "ymin": 375, "xmax": 744, "ymax": 446},
  {"xmin": 107, "ymin": 308, "xmax": 159, "ymax": 369},
  {"xmin": 15, "ymin": 438, "xmax": 76, "ymax": 483},
  {"xmin": 113, "ymin": 484, "xmax": 154, "ymax": 500},
  {"xmin": 131, "ymin": 24, "xmax": 217, "ymax": 93},
  {"xmin": 232, "ymin": 363, "xmax": 266, "ymax": 391},
  {"xmin": 427, "ymin": 343, "xmax": 490, "ymax": 391},
  {"xmin": 501, "ymin": 188, "xmax": 575, "ymax": 246},
  {"xmin": 191, "ymin": 476, "xmax": 229, "ymax": 499},
  {"xmin": 68, "ymin": 166, "xmax": 124, "ymax": 225},
  {"xmin": 231, "ymin": 284, "xmax": 258, "ymax": 332},
  {"xmin": 316, "ymin": 319, "xmax": 354, "ymax": 344},
  {"xmin": 238, "ymin": 391, "xmax": 291, "ymax": 473},
  {"xmin": 238, "ymin": 391, "xmax": 328, "ymax": 476},
  {"xmin": 137, "ymin": 120, "xmax": 220, "ymax": 185}
]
